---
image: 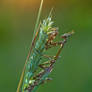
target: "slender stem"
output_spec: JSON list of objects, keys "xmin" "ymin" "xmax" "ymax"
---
[
  {"xmin": 33, "ymin": 0, "xmax": 43, "ymax": 39},
  {"xmin": 16, "ymin": 0, "xmax": 44, "ymax": 92}
]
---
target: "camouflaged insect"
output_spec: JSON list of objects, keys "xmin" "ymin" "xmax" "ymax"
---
[
  {"xmin": 21, "ymin": 15, "xmax": 74, "ymax": 92},
  {"xmin": 17, "ymin": 1, "xmax": 74, "ymax": 91}
]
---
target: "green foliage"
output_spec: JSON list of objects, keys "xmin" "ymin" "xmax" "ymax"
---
[{"xmin": 22, "ymin": 16, "xmax": 54, "ymax": 92}]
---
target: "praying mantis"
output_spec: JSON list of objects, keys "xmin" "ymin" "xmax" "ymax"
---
[{"xmin": 16, "ymin": 0, "xmax": 74, "ymax": 92}]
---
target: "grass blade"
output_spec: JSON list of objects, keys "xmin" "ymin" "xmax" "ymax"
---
[{"xmin": 16, "ymin": 0, "xmax": 44, "ymax": 92}]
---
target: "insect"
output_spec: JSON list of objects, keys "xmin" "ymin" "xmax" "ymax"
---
[
  {"xmin": 16, "ymin": 0, "xmax": 74, "ymax": 92},
  {"xmin": 22, "ymin": 23, "xmax": 74, "ymax": 92},
  {"xmin": 21, "ymin": 15, "xmax": 74, "ymax": 92}
]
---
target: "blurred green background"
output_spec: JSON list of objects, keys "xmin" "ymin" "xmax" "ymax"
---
[{"xmin": 0, "ymin": 0, "xmax": 92, "ymax": 92}]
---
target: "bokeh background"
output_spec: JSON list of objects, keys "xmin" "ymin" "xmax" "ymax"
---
[{"xmin": 0, "ymin": 0, "xmax": 92, "ymax": 92}]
